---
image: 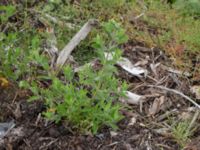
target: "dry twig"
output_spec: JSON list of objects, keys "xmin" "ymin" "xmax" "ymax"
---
[
  {"xmin": 147, "ymin": 85, "xmax": 200, "ymax": 109},
  {"xmin": 188, "ymin": 109, "xmax": 200, "ymax": 131}
]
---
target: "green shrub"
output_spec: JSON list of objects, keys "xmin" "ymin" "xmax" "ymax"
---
[
  {"xmin": 20, "ymin": 20, "xmax": 128, "ymax": 134},
  {"xmin": 0, "ymin": 5, "xmax": 45, "ymax": 80},
  {"xmin": 0, "ymin": 31, "xmax": 42, "ymax": 80}
]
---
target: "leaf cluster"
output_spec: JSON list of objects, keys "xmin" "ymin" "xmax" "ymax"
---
[{"xmin": 20, "ymin": 20, "xmax": 128, "ymax": 134}]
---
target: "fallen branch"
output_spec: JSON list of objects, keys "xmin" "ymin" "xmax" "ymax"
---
[
  {"xmin": 147, "ymin": 85, "xmax": 200, "ymax": 109},
  {"xmin": 56, "ymin": 19, "xmax": 98, "ymax": 70}
]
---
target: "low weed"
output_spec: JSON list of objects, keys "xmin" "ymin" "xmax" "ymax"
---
[
  {"xmin": 171, "ymin": 120, "xmax": 194, "ymax": 148},
  {"xmin": 20, "ymin": 20, "xmax": 128, "ymax": 134},
  {"xmin": 0, "ymin": 30, "xmax": 43, "ymax": 80}
]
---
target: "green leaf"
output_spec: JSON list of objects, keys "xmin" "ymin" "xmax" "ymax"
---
[
  {"xmin": 28, "ymin": 96, "xmax": 40, "ymax": 102},
  {"xmin": 19, "ymin": 80, "xmax": 29, "ymax": 88},
  {"xmin": 0, "ymin": 5, "xmax": 16, "ymax": 22},
  {"xmin": 63, "ymin": 65, "xmax": 74, "ymax": 81}
]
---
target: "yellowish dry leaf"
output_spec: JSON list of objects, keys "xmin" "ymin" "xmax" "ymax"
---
[{"xmin": 0, "ymin": 77, "xmax": 9, "ymax": 88}]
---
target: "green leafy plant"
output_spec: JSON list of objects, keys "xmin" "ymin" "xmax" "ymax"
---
[
  {"xmin": 20, "ymin": 20, "xmax": 128, "ymax": 134},
  {"xmin": 0, "ymin": 4, "xmax": 50, "ymax": 81},
  {"xmin": 0, "ymin": 31, "xmax": 43, "ymax": 80},
  {"xmin": 0, "ymin": 5, "xmax": 16, "ymax": 23}
]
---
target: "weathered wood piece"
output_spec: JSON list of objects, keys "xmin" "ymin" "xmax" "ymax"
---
[{"xmin": 56, "ymin": 19, "xmax": 98, "ymax": 70}]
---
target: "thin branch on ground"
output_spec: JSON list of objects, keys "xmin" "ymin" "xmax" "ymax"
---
[
  {"xmin": 147, "ymin": 85, "xmax": 200, "ymax": 109},
  {"xmin": 188, "ymin": 109, "xmax": 200, "ymax": 131}
]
